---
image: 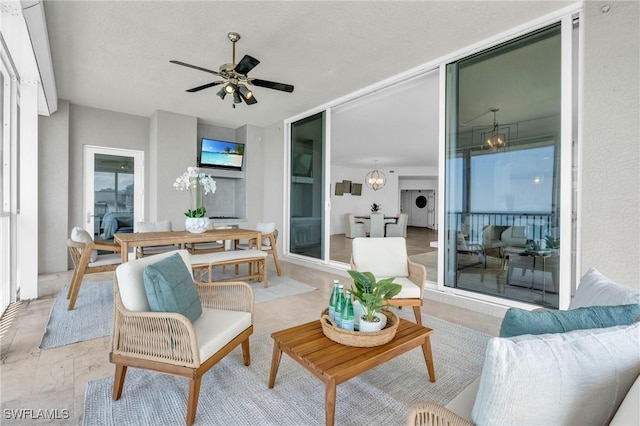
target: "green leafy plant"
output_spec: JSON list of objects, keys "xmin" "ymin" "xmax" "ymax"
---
[
  {"xmin": 370, "ymin": 203, "xmax": 381, "ymax": 213},
  {"xmin": 348, "ymin": 270, "xmax": 401, "ymax": 323},
  {"xmin": 544, "ymin": 235, "xmax": 560, "ymax": 249}
]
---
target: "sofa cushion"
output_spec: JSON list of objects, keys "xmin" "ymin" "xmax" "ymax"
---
[
  {"xmin": 352, "ymin": 237, "xmax": 409, "ymax": 278},
  {"xmin": 143, "ymin": 252, "xmax": 202, "ymax": 323},
  {"xmin": 499, "ymin": 304, "xmax": 640, "ymax": 337},
  {"xmin": 71, "ymin": 227, "xmax": 98, "ymax": 263},
  {"xmin": 570, "ymin": 268, "xmax": 640, "ymax": 309},
  {"xmin": 471, "ymin": 323, "xmax": 640, "ymax": 425}
]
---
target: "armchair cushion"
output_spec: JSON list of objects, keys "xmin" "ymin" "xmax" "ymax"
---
[
  {"xmin": 393, "ymin": 277, "xmax": 422, "ymax": 299},
  {"xmin": 143, "ymin": 252, "xmax": 202, "ymax": 323},
  {"xmin": 351, "ymin": 237, "xmax": 409, "ymax": 278},
  {"xmin": 570, "ymin": 267, "xmax": 640, "ymax": 309},
  {"xmin": 499, "ymin": 304, "xmax": 640, "ymax": 338},
  {"xmin": 71, "ymin": 227, "xmax": 98, "ymax": 262},
  {"xmin": 471, "ymin": 323, "xmax": 640, "ymax": 426},
  {"xmin": 194, "ymin": 308, "xmax": 252, "ymax": 361}
]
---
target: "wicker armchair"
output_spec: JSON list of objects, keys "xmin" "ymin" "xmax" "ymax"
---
[
  {"xmin": 110, "ymin": 250, "xmax": 254, "ymax": 426},
  {"xmin": 67, "ymin": 237, "xmax": 121, "ymax": 310},
  {"xmin": 408, "ymin": 401, "xmax": 474, "ymax": 426},
  {"xmin": 350, "ymin": 237, "xmax": 426, "ymax": 325}
]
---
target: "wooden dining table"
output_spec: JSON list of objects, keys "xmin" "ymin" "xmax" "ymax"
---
[{"xmin": 114, "ymin": 228, "xmax": 262, "ymax": 263}]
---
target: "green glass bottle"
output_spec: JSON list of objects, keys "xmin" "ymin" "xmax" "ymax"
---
[
  {"xmin": 341, "ymin": 290, "xmax": 355, "ymax": 331},
  {"xmin": 328, "ymin": 280, "xmax": 339, "ymax": 321},
  {"xmin": 335, "ymin": 284, "xmax": 345, "ymax": 328}
]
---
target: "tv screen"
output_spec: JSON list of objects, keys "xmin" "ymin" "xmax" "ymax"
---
[{"xmin": 198, "ymin": 138, "xmax": 245, "ymax": 170}]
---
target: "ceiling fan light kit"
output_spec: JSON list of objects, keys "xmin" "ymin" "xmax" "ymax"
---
[{"xmin": 171, "ymin": 32, "xmax": 294, "ymax": 108}]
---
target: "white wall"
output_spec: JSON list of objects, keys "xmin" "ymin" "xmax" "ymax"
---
[
  {"xmin": 38, "ymin": 100, "xmax": 69, "ymax": 272},
  {"xmin": 581, "ymin": 1, "xmax": 639, "ymax": 287}
]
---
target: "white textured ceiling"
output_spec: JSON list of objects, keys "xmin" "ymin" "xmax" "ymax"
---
[{"xmin": 43, "ymin": 1, "xmax": 570, "ymax": 168}]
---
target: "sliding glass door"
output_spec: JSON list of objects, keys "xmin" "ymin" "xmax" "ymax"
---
[
  {"xmin": 289, "ymin": 112, "xmax": 326, "ymax": 260},
  {"xmin": 443, "ymin": 21, "xmax": 576, "ymax": 309}
]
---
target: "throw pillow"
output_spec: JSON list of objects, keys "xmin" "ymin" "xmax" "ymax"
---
[
  {"xmin": 472, "ymin": 322, "xmax": 640, "ymax": 426},
  {"xmin": 500, "ymin": 304, "xmax": 640, "ymax": 337},
  {"xmin": 70, "ymin": 226, "xmax": 98, "ymax": 263},
  {"xmin": 143, "ymin": 252, "xmax": 202, "ymax": 323},
  {"xmin": 570, "ymin": 268, "xmax": 640, "ymax": 309}
]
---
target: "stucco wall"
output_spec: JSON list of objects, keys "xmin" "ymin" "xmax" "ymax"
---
[{"xmin": 581, "ymin": 1, "xmax": 640, "ymax": 287}]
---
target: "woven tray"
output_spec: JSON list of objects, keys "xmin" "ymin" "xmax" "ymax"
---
[{"xmin": 320, "ymin": 308, "xmax": 399, "ymax": 347}]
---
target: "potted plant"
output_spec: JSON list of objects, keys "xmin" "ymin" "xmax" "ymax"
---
[
  {"xmin": 174, "ymin": 167, "xmax": 217, "ymax": 233},
  {"xmin": 348, "ymin": 270, "xmax": 401, "ymax": 332},
  {"xmin": 370, "ymin": 203, "xmax": 381, "ymax": 213}
]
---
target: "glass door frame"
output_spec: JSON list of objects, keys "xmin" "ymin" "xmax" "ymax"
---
[
  {"xmin": 436, "ymin": 10, "xmax": 581, "ymax": 310},
  {"xmin": 284, "ymin": 107, "xmax": 333, "ymax": 265},
  {"xmin": 82, "ymin": 145, "xmax": 144, "ymax": 238}
]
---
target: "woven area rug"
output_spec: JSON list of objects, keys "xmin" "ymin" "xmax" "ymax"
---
[
  {"xmin": 39, "ymin": 275, "xmax": 315, "ymax": 350},
  {"xmin": 84, "ymin": 312, "xmax": 490, "ymax": 425},
  {"xmin": 40, "ymin": 281, "xmax": 113, "ymax": 350}
]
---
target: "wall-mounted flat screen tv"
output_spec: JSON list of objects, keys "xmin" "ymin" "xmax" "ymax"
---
[{"xmin": 198, "ymin": 138, "xmax": 245, "ymax": 170}]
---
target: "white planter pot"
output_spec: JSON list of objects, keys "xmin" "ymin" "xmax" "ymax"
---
[
  {"xmin": 357, "ymin": 312, "xmax": 387, "ymax": 332},
  {"xmin": 185, "ymin": 217, "xmax": 210, "ymax": 233}
]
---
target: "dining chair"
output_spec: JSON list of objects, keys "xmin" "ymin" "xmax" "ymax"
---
[
  {"xmin": 67, "ymin": 227, "xmax": 121, "ymax": 310},
  {"xmin": 134, "ymin": 220, "xmax": 177, "ymax": 258},
  {"xmin": 385, "ymin": 213, "xmax": 408, "ymax": 238},
  {"xmin": 234, "ymin": 222, "xmax": 282, "ymax": 276},
  {"xmin": 344, "ymin": 214, "xmax": 366, "ymax": 238}
]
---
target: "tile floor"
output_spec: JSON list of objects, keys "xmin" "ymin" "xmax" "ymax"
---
[{"xmin": 0, "ymin": 259, "xmax": 501, "ymax": 424}]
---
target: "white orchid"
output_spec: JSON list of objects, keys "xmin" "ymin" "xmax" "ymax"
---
[{"xmin": 173, "ymin": 167, "xmax": 216, "ymax": 217}]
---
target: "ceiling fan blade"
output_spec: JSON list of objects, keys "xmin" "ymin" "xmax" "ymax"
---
[
  {"xmin": 248, "ymin": 78, "xmax": 294, "ymax": 93},
  {"xmin": 234, "ymin": 55, "xmax": 260, "ymax": 75},
  {"xmin": 170, "ymin": 60, "xmax": 221, "ymax": 76},
  {"xmin": 186, "ymin": 81, "xmax": 224, "ymax": 92}
]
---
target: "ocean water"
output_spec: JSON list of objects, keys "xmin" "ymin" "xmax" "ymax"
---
[{"xmin": 201, "ymin": 152, "xmax": 242, "ymax": 167}]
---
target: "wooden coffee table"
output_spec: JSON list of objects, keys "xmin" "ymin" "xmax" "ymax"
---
[{"xmin": 268, "ymin": 317, "xmax": 436, "ymax": 426}]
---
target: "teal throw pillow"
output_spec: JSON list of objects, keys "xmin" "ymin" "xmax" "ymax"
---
[
  {"xmin": 143, "ymin": 253, "xmax": 202, "ymax": 323},
  {"xmin": 500, "ymin": 304, "xmax": 640, "ymax": 338}
]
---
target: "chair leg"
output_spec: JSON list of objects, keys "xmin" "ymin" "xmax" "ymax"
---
[
  {"xmin": 261, "ymin": 259, "xmax": 268, "ymax": 288},
  {"xmin": 412, "ymin": 306, "xmax": 423, "ymax": 326},
  {"xmin": 112, "ymin": 364, "xmax": 128, "ymax": 400},
  {"xmin": 271, "ymin": 249, "xmax": 282, "ymax": 276},
  {"xmin": 67, "ymin": 265, "xmax": 87, "ymax": 310},
  {"xmin": 67, "ymin": 267, "xmax": 79, "ymax": 299},
  {"xmin": 241, "ymin": 337, "xmax": 251, "ymax": 366},
  {"xmin": 186, "ymin": 376, "xmax": 202, "ymax": 426}
]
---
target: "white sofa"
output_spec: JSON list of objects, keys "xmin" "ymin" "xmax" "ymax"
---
[{"xmin": 408, "ymin": 268, "xmax": 640, "ymax": 426}]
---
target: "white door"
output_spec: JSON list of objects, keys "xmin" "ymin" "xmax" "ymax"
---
[
  {"xmin": 83, "ymin": 146, "xmax": 144, "ymax": 240},
  {"xmin": 426, "ymin": 190, "xmax": 436, "ymax": 228}
]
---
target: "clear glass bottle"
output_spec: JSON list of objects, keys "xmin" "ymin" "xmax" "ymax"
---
[
  {"xmin": 335, "ymin": 284, "xmax": 345, "ymax": 328},
  {"xmin": 328, "ymin": 280, "xmax": 339, "ymax": 321},
  {"xmin": 341, "ymin": 290, "xmax": 355, "ymax": 331}
]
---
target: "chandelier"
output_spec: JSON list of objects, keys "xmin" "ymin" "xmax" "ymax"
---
[
  {"xmin": 365, "ymin": 161, "xmax": 386, "ymax": 191},
  {"xmin": 481, "ymin": 108, "xmax": 508, "ymax": 151}
]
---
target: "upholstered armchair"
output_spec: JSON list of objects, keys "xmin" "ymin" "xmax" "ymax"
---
[
  {"xmin": 345, "ymin": 213, "xmax": 366, "ymax": 238},
  {"xmin": 110, "ymin": 250, "xmax": 254, "ymax": 426},
  {"xmin": 350, "ymin": 237, "xmax": 425, "ymax": 325},
  {"xmin": 482, "ymin": 225, "xmax": 507, "ymax": 266},
  {"xmin": 67, "ymin": 227, "xmax": 121, "ymax": 310}
]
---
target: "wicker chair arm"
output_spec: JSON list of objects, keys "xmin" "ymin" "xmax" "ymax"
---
[
  {"xmin": 408, "ymin": 259, "xmax": 427, "ymax": 295},
  {"xmin": 92, "ymin": 240, "xmax": 121, "ymax": 252},
  {"xmin": 196, "ymin": 281, "xmax": 254, "ymax": 316},
  {"xmin": 408, "ymin": 401, "xmax": 474, "ymax": 426},
  {"xmin": 112, "ymin": 301, "xmax": 200, "ymax": 367}
]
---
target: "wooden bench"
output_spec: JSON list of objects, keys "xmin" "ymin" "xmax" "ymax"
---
[{"xmin": 190, "ymin": 249, "xmax": 268, "ymax": 287}]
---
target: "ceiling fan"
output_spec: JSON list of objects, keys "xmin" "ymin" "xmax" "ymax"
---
[{"xmin": 170, "ymin": 32, "xmax": 294, "ymax": 108}]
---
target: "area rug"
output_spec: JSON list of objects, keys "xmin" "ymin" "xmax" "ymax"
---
[
  {"xmin": 39, "ymin": 281, "xmax": 113, "ymax": 350},
  {"xmin": 84, "ymin": 312, "xmax": 490, "ymax": 425},
  {"xmin": 39, "ymin": 276, "xmax": 315, "ymax": 350}
]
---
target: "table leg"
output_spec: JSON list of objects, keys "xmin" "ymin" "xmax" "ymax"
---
[
  {"xmin": 268, "ymin": 341, "xmax": 283, "ymax": 388},
  {"xmin": 325, "ymin": 380, "xmax": 337, "ymax": 426},
  {"xmin": 421, "ymin": 336, "xmax": 436, "ymax": 382},
  {"xmin": 120, "ymin": 243, "xmax": 128, "ymax": 263}
]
